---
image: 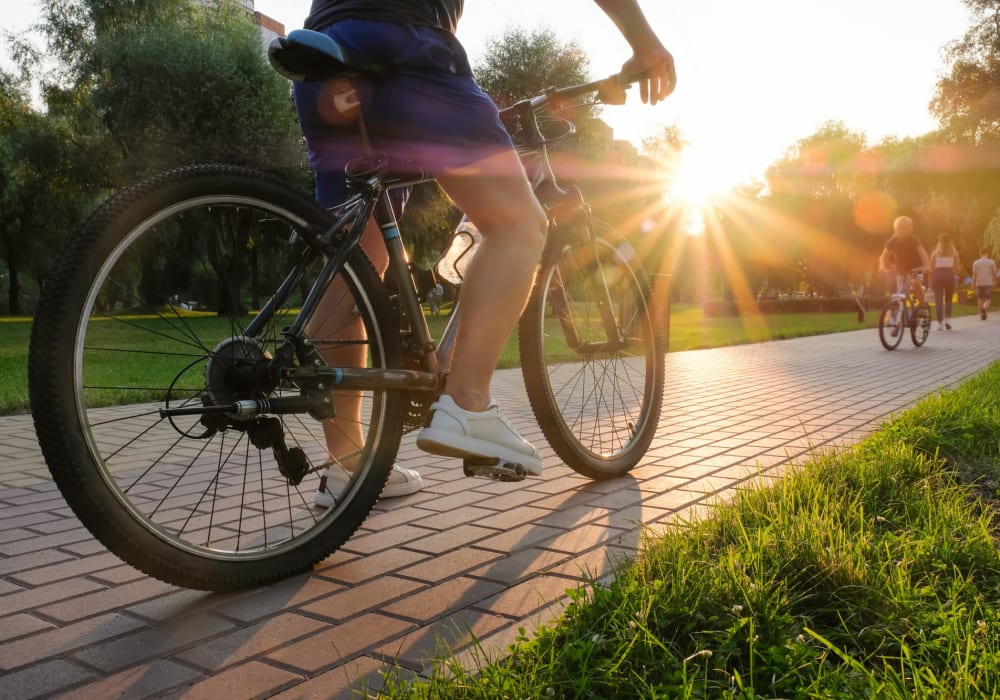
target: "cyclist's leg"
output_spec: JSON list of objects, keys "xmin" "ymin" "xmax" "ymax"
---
[
  {"xmin": 435, "ymin": 157, "xmax": 547, "ymax": 412},
  {"xmin": 415, "ymin": 155, "xmax": 547, "ymax": 475}
]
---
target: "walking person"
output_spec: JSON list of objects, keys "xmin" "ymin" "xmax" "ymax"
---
[
  {"xmin": 427, "ymin": 281, "xmax": 444, "ymax": 315},
  {"xmin": 972, "ymin": 247, "xmax": 998, "ymax": 320},
  {"xmin": 929, "ymin": 233, "xmax": 962, "ymax": 331}
]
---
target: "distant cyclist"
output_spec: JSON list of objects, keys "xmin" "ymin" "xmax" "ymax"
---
[
  {"xmin": 295, "ymin": 1, "xmax": 676, "ymax": 502},
  {"xmin": 878, "ymin": 215, "xmax": 930, "ymax": 301}
]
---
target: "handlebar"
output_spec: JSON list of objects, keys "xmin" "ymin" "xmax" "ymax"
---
[{"xmin": 499, "ymin": 72, "xmax": 633, "ymax": 121}]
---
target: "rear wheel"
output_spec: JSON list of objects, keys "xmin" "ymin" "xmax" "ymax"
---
[
  {"xmin": 519, "ymin": 221, "xmax": 664, "ymax": 479},
  {"xmin": 29, "ymin": 165, "xmax": 403, "ymax": 591},
  {"xmin": 910, "ymin": 303, "xmax": 931, "ymax": 346},
  {"xmin": 878, "ymin": 299, "xmax": 904, "ymax": 351}
]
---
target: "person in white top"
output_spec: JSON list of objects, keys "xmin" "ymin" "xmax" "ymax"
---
[
  {"xmin": 929, "ymin": 233, "xmax": 962, "ymax": 330},
  {"xmin": 971, "ymin": 247, "xmax": 998, "ymax": 320}
]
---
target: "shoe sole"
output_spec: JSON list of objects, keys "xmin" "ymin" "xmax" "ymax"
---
[{"xmin": 417, "ymin": 429, "xmax": 543, "ymax": 476}]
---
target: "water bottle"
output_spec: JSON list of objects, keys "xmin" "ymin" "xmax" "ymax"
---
[{"xmin": 434, "ymin": 215, "xmax": 482, "ymax": 286}]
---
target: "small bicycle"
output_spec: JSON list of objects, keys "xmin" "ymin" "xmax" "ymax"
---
[
  {"xmin": 877, "ymin": 267, "xmax": 931, "ymax": 350},
  {"xmin": 28, "ymin": 30, "xmax": 666, "ymax": 591}
]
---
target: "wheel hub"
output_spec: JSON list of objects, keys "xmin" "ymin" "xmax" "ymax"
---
[{"xmin": 204, "ymin": 337, "xmax": 274, "ymax": 419}]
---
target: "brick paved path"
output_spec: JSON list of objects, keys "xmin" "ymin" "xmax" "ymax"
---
[{"xmin": 3, "ymin": 317, "xmax": 999, "ymax": 698}]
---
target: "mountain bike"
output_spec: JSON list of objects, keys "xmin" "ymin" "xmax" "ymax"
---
[
  {"xmin": 28, "ymin": 30, "xmax": 666, "ymax": 591},
  {"xmin": 877, "ymin": 267, "xmax": 931, "ymax": 350}
]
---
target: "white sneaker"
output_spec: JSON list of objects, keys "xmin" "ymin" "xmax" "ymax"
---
[
  {"xmin": 313, "ymin": 464, "xmax": 423, "ymax": 507},
  {"xmin": 416, "ymin": 395, "xmax": 543, "ymax": 475}
]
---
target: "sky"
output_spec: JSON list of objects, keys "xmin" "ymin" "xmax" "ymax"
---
[{"xmin": 1, "ymin": 0, "xmax": 974, "ymax": 199}]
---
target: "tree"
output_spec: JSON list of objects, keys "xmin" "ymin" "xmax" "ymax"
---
[
  {"xmin": 474, "ymin": 26, "xmax": 590, "ymax": 110},
  {"xmin": 0, "ymin": 70, "xmax": 106, "ymax": 314},
  {"xmin": 8, "ymin": 1, "xmax": 310, "ymax": 314},
  {"xmin": 931, "ymin": 0, "xmax": 1000, "ymax": 144}
]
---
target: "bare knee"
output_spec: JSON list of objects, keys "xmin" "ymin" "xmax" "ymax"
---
[{"xmin": 477, "ymin": 202, "xmax": 547, "ymax": 258}]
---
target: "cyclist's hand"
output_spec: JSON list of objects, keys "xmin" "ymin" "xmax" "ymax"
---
[{"xmin": 620, "ymin": 47, "xmax": 676, "ymax": 105}]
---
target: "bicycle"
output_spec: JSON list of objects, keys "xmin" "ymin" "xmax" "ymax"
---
[
  {"xmin": 877, "ymin": 267, "xmax": 931, "ymax": 350},
  {"xmin": 28, "ymin": 29, "xmax": 666, "ymax": 591}
]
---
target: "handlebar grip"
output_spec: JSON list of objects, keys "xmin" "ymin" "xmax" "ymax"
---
[{"xmin": 597, "ymin": 76, "xmax": 628, "ymax": 105}]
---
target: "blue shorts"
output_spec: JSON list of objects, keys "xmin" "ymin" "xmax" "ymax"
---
[{"xmin": 293, "ymin": 20, "xmax": 515, "ymax": 208}]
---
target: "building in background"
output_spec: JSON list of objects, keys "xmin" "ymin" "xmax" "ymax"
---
[{"xmin": 194, "ymin": 0, "xmax": 285, "ymax": 49}]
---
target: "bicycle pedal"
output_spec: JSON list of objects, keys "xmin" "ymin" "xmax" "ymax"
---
[{"xmin": 462, "ymin": 457, "xmax": 527, "ymax": 482}]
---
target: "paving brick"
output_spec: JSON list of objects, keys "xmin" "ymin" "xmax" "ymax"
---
[
  {"xmin": 0, "ymin": 576, "xmax": 105, "ymax": 616},
  {"xmin": 315, "ymin": 547, "xmax": 428, "ymax": 585},
  {"xmin": 341, "ymin": 524, "xmax": 433, "ymax": 555},
  {"xmin": 216, "ymin": 575, "xmax": 345, "ymax": 624},
  {"xmin": 405, "ymin": 490, "xmax": 491, "ymax": 513},
  {"xmin": 409, "ymin": 505, "xmax": 496, "ymax": 531},
  {"xmin": 474, "ymin": 523, "xmax": 564, "ymax": 553},
  {"xmin": 10, "ymin": 551, "xmax": 122, "ymax": 587},
  {"xmin": 541, "ymin": 521, "xmax": 631, "ymax": 555},
  {"xmin": 161, "ymin": 661, "xmax": 301, "ymax": 700},
  {"xmin": 88, "ymin": 563, "xmax": 149, "ymax": 586},
  {"xmin": 302, "ymin": 575, "xmax": 425, "ymax": 622},
  {"xmin": 0, "ymin": 547, "xmax": 76, "ymax": 576},
  {"xmin": 176, "ymin": 613, "xmax": 329, "ymax": 672},
  {"xmin": 361, "ymin": 505, "xmax": 435, "ymax": 529},
  {"xmin": 58, "ymin": 659, "xmax": 204, "ymax": 699},
  {"xmin": 372, "ymin": 607, "xmax": 510, "ymax": 671},
  {"xmin": 380, "ymin": 576, "xmax": 506, "ymax": 623},
  {"xmin": 400, "ymin": 546, "xmax": 501, "ymax": 583},
  {"xmin": 72, "ymin": 614, "xmax": 236, "ymax": 672},
  {"xmin": 468, "ymin": 546, "xmax": 570, "ymax": 586},
  {"xmin": 475, "ymin": 573, "xmax": 581, "ymax": 619},
  {"xmin": 0, "ymin": 612, "xmax": 55, "ymax": 643},
  {"xmin": 469, "ymin": 505, "xmax": 551, "ymax": 531},
  {"xmin": 0, "ymin": 659, "xmax": 97, "ymax": 700},
  {"xmin": 265, "ymin": 613, "xmax": 414, "ymax": 674},
  {"xmin": 0, "ymin": 527, "xmax": 36, "ymax": 545},
  {"xmin": 266, "ymin": 656, "xmax": 392, "ymax": 700},
  {"xmin": 38, "ymin": 577, "xmax": 176, "ymax": 623},
  {"xmin": 403, "ymin": 523, "xmax": 497, "ymax": 555},
  {"xmin": 1, "ymin": 612, "xmax": 148, "ymax": 671}
]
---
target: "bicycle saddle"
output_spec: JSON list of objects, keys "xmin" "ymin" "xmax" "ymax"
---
[{"xmin": 268, "ymin": 29, "xmax": 390, "ymax": 82}]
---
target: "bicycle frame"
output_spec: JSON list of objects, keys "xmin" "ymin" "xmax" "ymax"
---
[{"xmin": 161, "ymin": 77, "xmax": 631, "ymax": 422}]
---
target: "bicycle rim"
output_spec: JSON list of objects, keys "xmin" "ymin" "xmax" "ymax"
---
[
  {"xmin": 519, "ymin": 222, "xmax": 664, "ymax": 479},
  {"xmin": 878, "ymin": 300, "xmax": 904, "ymax": 350},
  {"xmin": 911, "ymin": 304, "xmax": 931, "ymax": 346},
  {"xmin": 29, "ymin": 165, "xmax": 402, "ymax": 590}
]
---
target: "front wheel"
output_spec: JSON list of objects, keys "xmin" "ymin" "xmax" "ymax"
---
[
  {"xmin": 519, "ymin": 221, "xmax": 665, "ymax": 479},
  {"xmin": 910, "ymin": 303, "xmax": 931, "ymax": 346},
  {"xmin": 29, "ymin": 165, "xmax": 403, "ymax": 591},
  {"xmin": 878, "ymin": 299, "xmax": 905, "ymax": 351}
]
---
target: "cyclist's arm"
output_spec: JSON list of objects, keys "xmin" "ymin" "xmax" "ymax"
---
[
  {"xmin": 878, "ymin": 247, "xmax": 893, "ymax": 272},
  {"xmin": 917, "ymin": 245, "xmax": 931, "ymax": 271},
  {"xmin": 592, "ymin": 0, "xmax": 676, "ymax": 104}
]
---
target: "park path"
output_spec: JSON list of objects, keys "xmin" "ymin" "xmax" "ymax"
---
[{"xmin": 2, "ymin": 315, "xmax": 1000, "ymax": 698}]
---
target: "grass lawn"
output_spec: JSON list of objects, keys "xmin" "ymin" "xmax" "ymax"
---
[{"xmin": 1, "ymin": 299, "xmax": 982, "ymax": 416}]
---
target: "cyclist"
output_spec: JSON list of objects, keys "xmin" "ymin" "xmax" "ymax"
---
[
  {"xmin": 878, "ymin": 215, "xmax": 930, "ymax": 301},
  {"xmin": 295, "ymin": 0, "xmax": 676, "ymax": 502}
]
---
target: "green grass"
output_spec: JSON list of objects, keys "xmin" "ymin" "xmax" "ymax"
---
[
  {"xmin": 0, "ymin": 301, "xmax": 981, "ymax": 416},
  {"xmin": 380, "ymin": 361, "xmax": 1000, "ymax": 698}
]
